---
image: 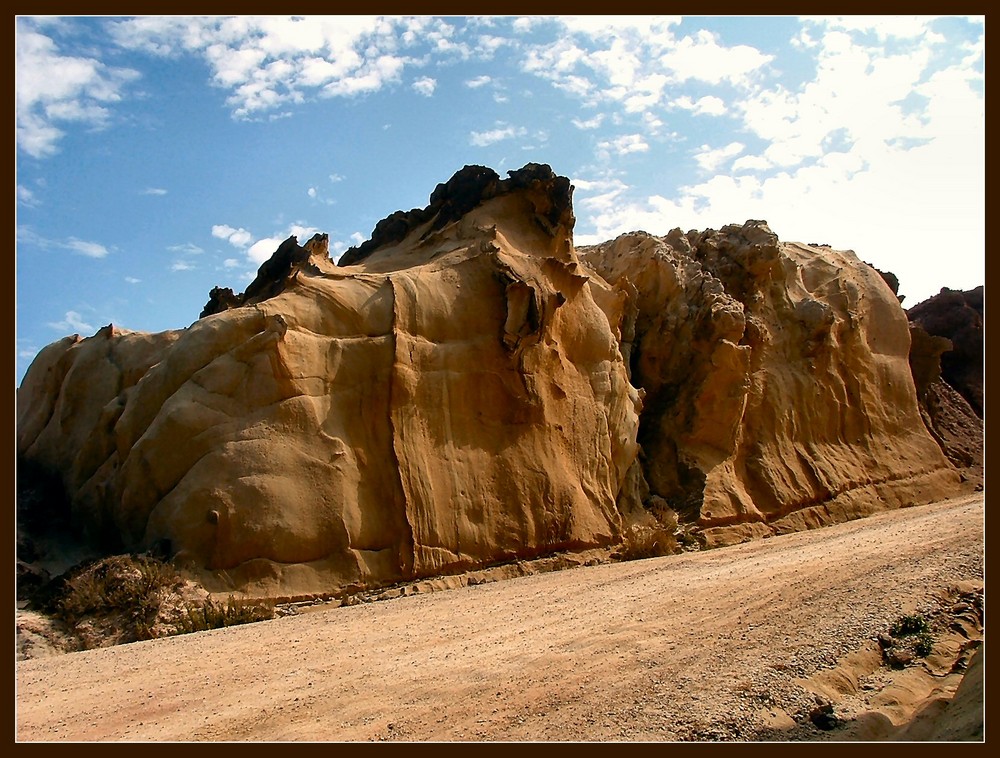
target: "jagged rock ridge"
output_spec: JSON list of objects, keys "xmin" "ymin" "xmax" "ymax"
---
[{"xmin": 16, "ymin": 163, "xmax": 970, "ymax": 596}]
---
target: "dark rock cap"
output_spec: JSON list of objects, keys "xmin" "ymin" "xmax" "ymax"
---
[{"xmin": 338, "ymin": 163, "xmax": 574, "ymax": 267}]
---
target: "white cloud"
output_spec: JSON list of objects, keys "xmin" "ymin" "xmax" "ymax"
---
[
  {"xmin": 642, "ymin": 112, "xmax": 668, "ymax": 134},
  {"xmin": 575, "ymin": 53, "xmax": 983, "ymax": 304},
  {"xmin": 168, "ymin": 242, "xmax": 204, "ymax": 255},
  {"xmin": 622, "ymin": 73, "xmax": 669, "ymax": 113},
  {"xmin": 732, "ymin": 155, "xmax": 772, "ymax": 172},
  {"xmin": 571, "ymin": 176, "xmax": 631, "ymax": 225},
  {"xmin": 141, "ymin": 187, "xmax": 168, "ymax": 195},
  {"xmin": 525, "ymin": 40, "xmax": 588, "ymax": 73},
  {"xmin": 469, "ymin": 123, "xmax": 527, "ymax": 147},
  {"xmin": 329, "ymin": 173, "xmax": 345, "ymax": 182},
  {"xmin": 212, "ymin": 224, "xmax": 254, "ymax": 248},
  {"xmin": 16, "ymin": 227, "xmax": 111, "ymax": 259},
  {"xmin": 288, "ymin": 223, "xmax": 321, "ymax": 241},
  {"xmin": 412, "ymin": 76, "xmax": 437, "ymax": 96},
  {"xmin": 694, "ymin": 141, "xmax": 745, "ymax": 172},
  {"xmin": 15, "ymin": 19, "xmax": 139, "ymax": 158},
  {"xmin": 512, "ymin": 17, "xmax": 538, "ymax": 34},
  {"xmin": 516, "ymin": 18, "xmax": 771, "ymax": 115},
  {"xmin": 247, "ymin": 237, "xmax": 283, "ymax": 265},
  {"xmin": 465, "ymin": 75, "xmax": 492, "ymax": 88},
  {"xmin": 659, "ymin": 29, "xmax": 773, "ymax": 86},
  {"xmin": 672, "ymin": 94, "xmax": 726, "ymax": 116},
  {"xmin": 125, "ymin": 276, "xmax": 141, "ymax": 284},
  {"xmin": 572, "ymin": 114, "xmax": 605, "ymax": 130},
  {"xmin": 736, "ymin": 27, "xmax": 937, "ymax": 172},
  {"xmin": 243, "ymin": 223, "xmax": 321, "ymax": 265},
  {"xmin": 223, "ymin": 258, "xmax": 240, "ymax": 268},
  {"xmin": 476, "ymin": 34, "xmax": 508, "ymax": 58},
  {"xmin": 597, "ymin": 134, "xmax": 649, "ymax": 157},
  {"xmin": 110, "ymin": 17, "xmax": 451, "ymax": 119},
  {"xmin": 307, "ymin": 187, "xmax": 317, "ymax": 198},
  {"xmin": 804, "ymin": 15, "xmax": 943, "ymax": 42},
  {"xmin": 560, "ymin": 15, "xmax": 682, "ymax": 39},
  {"xmin": 48, "ymin": 310, "xmax": 94, "ymax": 334},
  {"xmin": 170, "ymin": 260, "xmax": 195, "ymax": 272},
  {"xmin": 66, "ymin": 238, "xmax": 110, "ymax": 258}
]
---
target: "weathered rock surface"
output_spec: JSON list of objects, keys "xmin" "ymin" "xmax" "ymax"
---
[
  {"xmin": 18, "ymin": 164, "xmax": 641, "ymax": 598},
  {"xmin": 907, "ymin": 286, "xmax": 984, "ymax": 418},
  {"xmin": 907, "ymin": 305, "xmax": 983, "ymax": 486},
  {"xmin": 16, "ymin": 164, "xmax": 967, "ymax": 596},
  {"xmin": 579, "ymin": 223, "xmax": 961, "ymax": 542}
]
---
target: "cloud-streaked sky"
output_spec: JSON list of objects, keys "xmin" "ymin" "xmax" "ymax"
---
[{"xmin": 15, "ymin": 15, "xmax": 985, "ymax": 384}]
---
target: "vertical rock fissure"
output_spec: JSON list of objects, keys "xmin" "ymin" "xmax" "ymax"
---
[{"xmin": 386, "ymin": 275, "xmax": 417, "ymax": 581}]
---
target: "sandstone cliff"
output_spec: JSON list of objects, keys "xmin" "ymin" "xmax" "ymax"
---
[
  {"xmin": 18, "ymin": 165, "xmax": 641, "ymax": 598},
  {"xmin": 16, "ymin": 164, "xmax": 967, "ymax": 595},
  {"xmin": 578, "ymin": 225, "xmax": 961, "ymax": 546}
]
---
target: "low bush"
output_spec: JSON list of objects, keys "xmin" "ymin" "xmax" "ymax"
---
[
  {"xmin": 45, "ymin": 554, "xmax": 275, "ymax": 646},
  {"xmin": 174, "ymin": 595, "xmax": 275, "ymax": 634},
  {"xmin": 890, "ymin": 614, "xmax": 930, "ymax": 638},
  {"xmin": 913, "ymin": 632, "xmax": 935, "ymax": 658},
  {"xmin": 619, "ymin": 524, "xmax": 679, "ymax": 561},
  {"xmin": 52, "ymin": 555, "xmax": 182, "ymax": 641},
  {"xmin": 881, "ymin": 613, "xmax": 936, "ymax": 667}
]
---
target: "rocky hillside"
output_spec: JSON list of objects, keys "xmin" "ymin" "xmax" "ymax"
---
[{"xmin": 15, "ymin": 163, "xmax": 980, "ymax": 599}]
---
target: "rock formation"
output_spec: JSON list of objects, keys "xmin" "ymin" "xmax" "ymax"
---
[
  {"xmin": 906, "ymin": 288, "xmax": 984, "ymax": 486},
  {"xmin": 907, "ymin": 286, "xmax": 984, "ymax": 418},
  {"xmin": 18, "ymin": 165, "xmax": 641, "ymax": 598},
  {"xmin": 579, "ymin": 224, "xmax": 961, "ymax": 546},
  {"xmin": 16, "ymin": 163, "xmax": 969, "ymax": 596}
]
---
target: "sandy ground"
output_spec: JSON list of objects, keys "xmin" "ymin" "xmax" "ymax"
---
[{"xmin": 15, "ymin": 493, "xmax": 984, "ymax": 742}]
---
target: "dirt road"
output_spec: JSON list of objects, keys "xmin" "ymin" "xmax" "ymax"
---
[{"xmin": 15, "ymin": 493, "xmax": 984, "ymax": 742}]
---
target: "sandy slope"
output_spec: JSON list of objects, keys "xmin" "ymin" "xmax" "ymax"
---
[{"xmin": 15, "ymin": 493, "xmax": 984, "ymax": 743}]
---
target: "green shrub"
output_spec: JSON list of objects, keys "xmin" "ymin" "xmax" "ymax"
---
[
  {"xmin": 891, "ymin": 614, "xmax": 930, "ymax": 638},
  {"xmin": 881, "ymin": 613, "xmax": 936, "ymax": 667},
  {"xmin": 913, "ymin": 633, "xmax": 934, "ymax": 658}
]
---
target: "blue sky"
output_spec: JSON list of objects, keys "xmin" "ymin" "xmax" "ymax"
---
[{"xmin": 15, "ymin": 15, "xmax": 985, "ymax": 385}]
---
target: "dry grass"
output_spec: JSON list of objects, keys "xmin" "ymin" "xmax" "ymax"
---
[
  {"xmin": 45, "ymin": 554, "xmax": 275, "ymax": 647},
  {"xmin": 619, "ymin": 524, "xmax": 680, "ymax": 561}
]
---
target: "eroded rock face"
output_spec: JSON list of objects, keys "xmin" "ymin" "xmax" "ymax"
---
[
  {"xmin": 580, "ymin": 221, "xmax": 961, "ymax": 541},
  {"xmin": 17, "ymin": 164, "xmax": 640, "ymax": 598},
  {"xmin": 908, "ymin": 313, "xmax": 983, "ymax": 485},
  {"xmin": 907, "ymin": 286, "xmax": 984, "ymax": 418},
  {"xmin": 16, "ymin": 164, "xmax": 966, "ymax": 594}
]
